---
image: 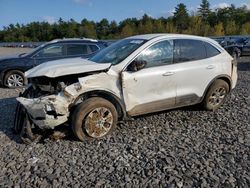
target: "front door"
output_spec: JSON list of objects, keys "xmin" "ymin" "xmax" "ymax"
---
[
  {"xmin": 31, "ymin": 44, "xmax": 66, "ymax": 66},
  {"xmin": 121, "ymin": 40, "xmax": 177, "ymax": 116}
]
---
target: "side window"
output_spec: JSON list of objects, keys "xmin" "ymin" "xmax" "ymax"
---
[
  {"xmin": 89, "ymin": 45, "xmax": 99, "ymax": 53},
  {"xmin": 204, "ymin": 42, "xmax": 220, "ymax": 58},
  {"xmin": 135, "ymin": 40, "xmax": 173, "ymax": 68},
  {"xmin": 174, "ymin": 39, "xmax": 206, "ymax": 63},
  {"xmin": 35, "ymin": 44, "xmax": 64, "ymax": 58},
  {"xmin": 66, "ymin": 44, "xmax": 88, "ymax": 56}
]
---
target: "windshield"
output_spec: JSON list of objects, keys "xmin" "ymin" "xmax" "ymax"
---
[
  {"xmin": 90, "ymin": 39, "xmax": 147, "ymax": 65},
  {"xmin": 19, "ymin": 43, "xmax": 46, "ymax": 57}
]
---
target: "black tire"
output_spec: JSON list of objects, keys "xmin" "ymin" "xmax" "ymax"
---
[
  {"xmin": 203, "ymin": 79, "xmax": 229, "ymax": 111},
  {"xmin": 232, "ymin": 47, "xmax": 241, "ymax": 59},
  {"xmin": 4, "ymin": 70, "xmax": 27, "ymax": 88},
  {"xmin": 72, "ymin": 97, "xmax": 118, "ymax": 141}
]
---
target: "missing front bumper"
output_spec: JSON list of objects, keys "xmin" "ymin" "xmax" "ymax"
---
[{"xmin": 16, "ymin": 95, "xmax": 69, "ymax": 129}]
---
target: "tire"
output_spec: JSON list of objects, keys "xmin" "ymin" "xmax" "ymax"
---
[
  {"xmin": 72, "ymin": 97, "xmax": 118, "ymax": 141},
  {"xmin": 203, "ymin": 79, "xmax": 229, "ymax": 111},
  {"xmin": 4, "ymin": 70, "xmax": 27, "ymax": 88},
  {"xmin": 232, "ymin": 47, "xmax": 241, "ymax": 59}
]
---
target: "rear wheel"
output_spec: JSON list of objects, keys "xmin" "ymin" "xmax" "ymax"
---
[
  {"xmin": 4, "ymin": 70, "xmax": 27, "ymax": 88},
  {"xmin": 72, "ymin": 97, "xmax": 118, "ymax": 141},
  {"xmin": 203, "ymin": 79, "xmax": 229, "ymax": 111}
]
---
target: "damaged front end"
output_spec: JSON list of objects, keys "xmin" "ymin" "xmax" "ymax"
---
[
  {"xmin": 13, "ymin": 58, "xmax": 116, "ymax": 143},
  {"xmin": 17, "ymin": 95, "xmax": 69, "ymax": 129},
  {"xmin": 14, "ymin": 76, "xmax": 78, "ymax": 142}
]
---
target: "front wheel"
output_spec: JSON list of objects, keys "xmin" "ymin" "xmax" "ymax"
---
[
  {"xmin": 4, "ymin": 70, "xmax": 27, "ymax": 88},
  {"xmin": 203, "ymin": 79, "xmax": 229, "ymax": 111},
  {"xmin": 72, "ymin": 97, "xmax": 118, "ymax": 141}
]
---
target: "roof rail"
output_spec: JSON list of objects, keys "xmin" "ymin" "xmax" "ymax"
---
[
  {"xmin": 62, "ymin": 37, "xmax": 98, "ymax": 42},
  {"xmin": 48, "ymin": 38, "xmax": 99, "ymax": 43}
]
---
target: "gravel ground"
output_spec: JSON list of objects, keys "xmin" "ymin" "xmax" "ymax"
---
[{"xmin": 0, "ymin": 58, "xmax": 249, "ymax": 187}]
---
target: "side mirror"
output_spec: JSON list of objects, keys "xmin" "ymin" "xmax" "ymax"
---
[{"xmin": 128, "ymin": 60, "xmax": 147, "ymax": 72}]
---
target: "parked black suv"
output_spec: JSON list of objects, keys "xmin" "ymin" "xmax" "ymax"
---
[
  {"xmin": 224, "ymin": 37, "xmax": 250, "ymax": 58},
  {"xmin": 0, "ymin": 38, "xmax": 108, "ymax": 88}
]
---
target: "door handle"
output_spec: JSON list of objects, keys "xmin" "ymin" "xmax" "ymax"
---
[
  {"xmin": 163, "ymin": 72, "xmax": 175, "ymax": 76},
  {"xmin": 206, "ymin": 65, "xmax": 215, "ymax": 69}
]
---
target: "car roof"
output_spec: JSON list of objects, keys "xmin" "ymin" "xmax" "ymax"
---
[
  {"xmin": 48, "ymin": 38, "xmax": 100, "ymax": 44},
  {"xmin": 126, "ymin": 33, "xmax": 225, "ymax": 52},
  {"xmin": 127, "ymin": 33, "xmax": 213, "ymax": 41}
]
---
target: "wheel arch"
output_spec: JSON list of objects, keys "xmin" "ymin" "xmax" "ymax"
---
[
  {"xmin": 2, "ymin": 68, "xmax": 26, "ymax": 80},
  {"xmin": 69, "ymin": 90, "xmax": 127, "ymax": 120},
  {"xmin": 201, "ymin": 75, "xmax": 232, "ymax": 101},
  {"xmin": 2, "ymin": 68, "xmax": 27, "ymax": 86}
]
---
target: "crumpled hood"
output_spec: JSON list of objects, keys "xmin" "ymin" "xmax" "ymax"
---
[{"xmin": 25, "ymin": 57, "xmax": 111, "ymax": 78}]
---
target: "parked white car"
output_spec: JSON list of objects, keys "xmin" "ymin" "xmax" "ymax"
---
[{"xmin": 15, "ymin": 34, "xmax": 238, "ymax": 142}]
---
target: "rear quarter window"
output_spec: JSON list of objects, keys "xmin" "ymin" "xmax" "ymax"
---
[
  {"xmin": 89, "ymin": 45, "xmax": 99, "ymax": 53},
  {"xmin": 204, "ymin": 42, "xmax": 221, "ymax": 58}
]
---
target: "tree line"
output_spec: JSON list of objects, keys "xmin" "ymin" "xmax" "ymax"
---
[{"xmin": 1, "ymin": 0, "xmax": 250, "ymax": 42}]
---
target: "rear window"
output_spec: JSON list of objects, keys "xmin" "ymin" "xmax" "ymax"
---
[
  {"xmin": 174, "ymin": 39, "xmax": 207, "ymax": 63},
  {"xmin": 204, "ymin": 42, "xmax": 220, "ymax": 58}
]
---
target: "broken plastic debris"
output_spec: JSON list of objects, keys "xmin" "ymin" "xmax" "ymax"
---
[{"xmin": 27, "ymin": 157, "xmax": 39, "ymax": 164}]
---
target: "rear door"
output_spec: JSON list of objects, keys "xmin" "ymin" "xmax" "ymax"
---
[
  {"xmin": 173, "ymin": 39, "xmax": 222, "ymax": 106},
  {"xmin": 65, "ymin": 43, "xmax": 99, "ymax": 58}
]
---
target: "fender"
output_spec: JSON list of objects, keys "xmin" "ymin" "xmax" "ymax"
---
[
  {"xmin": 70, "ymin": 89, "xmax": 127, "ymax": 119},
  {"xmin": 200, "ymin": 75, "xmax": 232, "ymax": 102}
]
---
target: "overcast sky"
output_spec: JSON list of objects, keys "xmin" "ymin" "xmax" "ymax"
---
[{"xmin": 0, "ymin": 0, "xmax": 249, "ymax": 29}]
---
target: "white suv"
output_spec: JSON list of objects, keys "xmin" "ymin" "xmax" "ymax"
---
[{"xmin": 15, "ymin": 34, "xmax": 238, "ymax": 142}]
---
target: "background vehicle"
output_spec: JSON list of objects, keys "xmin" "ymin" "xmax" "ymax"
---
[
  {"xmin": 224, "ymin": 37, "xmax": 250, "ymax": 58},
  {"xmin": 14, "ymin": 34, "xmax": 237, "ymax": 142},
  {"xmin": 0, "ymin": 38, "xmax": 108, "ymax": 88}
]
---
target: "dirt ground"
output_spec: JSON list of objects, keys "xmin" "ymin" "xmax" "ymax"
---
[{"xmin": 0, "ymin": 47, "xmax": 32, "ymax": 57}]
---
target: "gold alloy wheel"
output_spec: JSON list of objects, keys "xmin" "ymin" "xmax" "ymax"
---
[{"xmin": 84, "ymin": 107, "xmax": 113, "ymax": 138}]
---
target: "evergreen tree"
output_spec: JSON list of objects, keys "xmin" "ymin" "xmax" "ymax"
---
[
  {"xmin": 198, "ymin": 0, "xmax": 211, "ymax": 22},
  {"xmin": 173, "ymin": 3, "xmax": 189, "ymax": 33},
  {"xmin": 96, "ymin": 19, "xmax": 110, "ymax": 39}
]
